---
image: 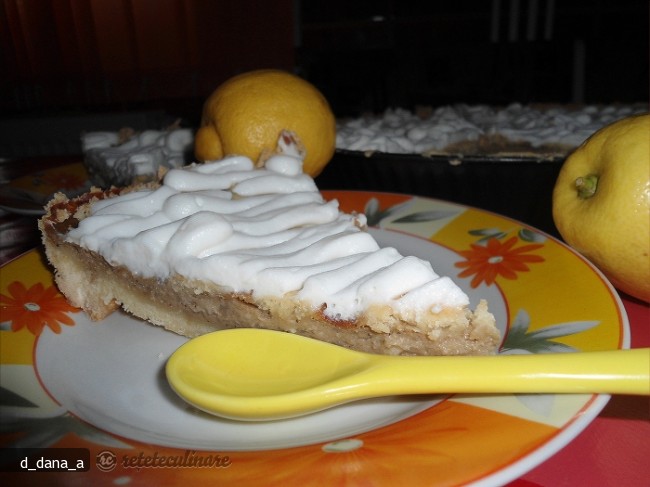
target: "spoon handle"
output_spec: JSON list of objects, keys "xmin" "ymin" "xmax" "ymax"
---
[{"xmin": 370, "ymin": 348, "xmax": 650, "ymax": 396}]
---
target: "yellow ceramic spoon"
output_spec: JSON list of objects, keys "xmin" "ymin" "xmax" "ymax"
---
[{"xmin": 166, "ymin": 329, "xmax": 650, "ymax": 421}]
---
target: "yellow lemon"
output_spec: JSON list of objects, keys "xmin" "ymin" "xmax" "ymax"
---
[
  {"xmin": 552, "ymin": 113, "xmax": 650, "ymax": 302},
  {"xmin": 194, "ymin": 69, "xmax": 336, "ymax": 177}
]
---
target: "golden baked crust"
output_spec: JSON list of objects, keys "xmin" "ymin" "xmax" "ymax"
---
[{"xmin": 39, "ymin": 188, "xmax": 500, "ymax": 356}]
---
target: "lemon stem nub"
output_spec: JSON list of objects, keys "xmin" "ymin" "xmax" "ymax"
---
[{"xmin": 575, "ymin": 174, "xmax": 599, "ymax": 199}]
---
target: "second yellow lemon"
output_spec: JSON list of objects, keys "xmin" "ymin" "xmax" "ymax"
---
[
  {"xmin": 194, "ymin": 69, "xmax": 336, "ymax": 177},
  {"xmin": 552, "ymin": 113, "xmax": 650, "ymax": 303}
]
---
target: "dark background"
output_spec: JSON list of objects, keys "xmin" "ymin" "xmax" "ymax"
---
[
  {"xmin": 299, "ymin": 0, "xmax": 649, "ymax": 115},
  {"xmin": 1, "ymin": 0, "xmax": 647, "ymax": 126},
  {"xmin": 0, "ymin": 0, "xmax": 647, "ymax": 246}
]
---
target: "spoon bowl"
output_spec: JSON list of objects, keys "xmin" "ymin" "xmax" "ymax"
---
[{"xmin": 166, "ymin": 329, "xmax": 650, "ymax": 421}]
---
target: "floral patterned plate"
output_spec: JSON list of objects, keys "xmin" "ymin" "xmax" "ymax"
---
[
  {"xmin": 0, "ymin": 191, "xmax": 628, "ymax": 486},
  {"xmin": 0, "ymin": 163, "xmax": 91, "ymax": 215}
]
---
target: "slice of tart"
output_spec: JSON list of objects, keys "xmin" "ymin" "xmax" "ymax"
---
[{"xmin": 39, "ymin": 133, "xmax": 500, "ymax": 356}]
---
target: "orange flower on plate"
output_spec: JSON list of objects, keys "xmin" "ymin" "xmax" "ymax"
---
[
  {"xmin": 0, "ymin": 281, "xmax": 79, "ymax": 336},
  {"xmin": 455, "ymin": 236, "xmax": 545, "ymax": 288}
]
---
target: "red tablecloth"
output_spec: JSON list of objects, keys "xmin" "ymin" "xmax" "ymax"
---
[{"xmin": 511, "ymin": 295, "xmax": 649, "ymax": 487}]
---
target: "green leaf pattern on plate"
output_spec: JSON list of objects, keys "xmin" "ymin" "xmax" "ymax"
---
[
  {"xmin": 469, "ymin": 226, "xmax": 547, "ymax": 246},
  {"xmin": 501, "ymin": 309, "xmax": 600, "ymax": 354},
  {"xmin": 364, "ymin": 197, "xmax": 458, "ymax": 227}
]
